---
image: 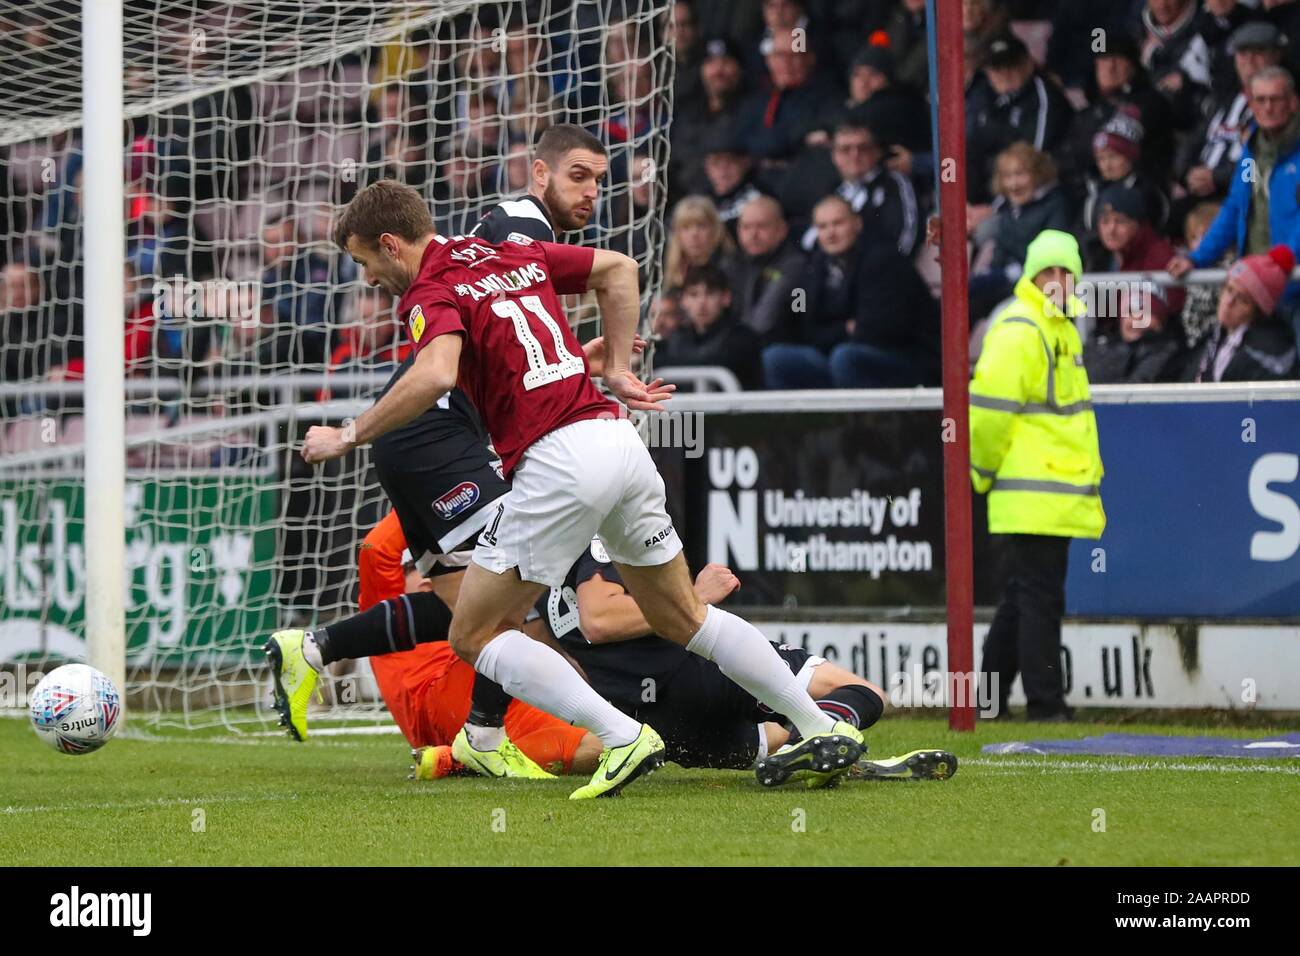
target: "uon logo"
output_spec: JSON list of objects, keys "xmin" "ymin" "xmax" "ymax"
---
[{"xmin": 432, "ymin": 481, "xmax": 480, "ymax": 520}]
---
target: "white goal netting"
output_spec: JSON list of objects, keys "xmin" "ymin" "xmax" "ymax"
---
[{"xmin": 0, "ymin": 0, "xmax": 675, "ymax": 731}]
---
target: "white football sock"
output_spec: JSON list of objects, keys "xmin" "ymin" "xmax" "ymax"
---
[
  {"xmin": 686, "ymin": 605, "xmax": 834, "ymax": 741},
  {"xmin": 474, "ymin": 629, "xmax": 641, "ymax": 748},
  {"xmin": 463, "ymin": 723, "xmax": 505, "ymax": 751},
  {"xmin": 302, "ymin": 631, "xmax": 323, "ymax": 672}
]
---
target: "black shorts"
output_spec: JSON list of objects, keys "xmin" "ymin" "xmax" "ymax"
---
[
  {"xmin": 383, "ymin": 458, "xmax": 511, "ymax": 578},
  {"xmin": 634, "ymin": 644, "xmax": 822, "ymax": 770}
]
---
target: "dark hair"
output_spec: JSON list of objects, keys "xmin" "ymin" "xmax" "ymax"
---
[
  {"xmin": 681, "ymin": 263, "xmax": 729, "ymax": 292},
  {"xmin": 833, "ymin": 118, "xmax": 875, "ymax": 142},
  {"xmin": 333, "ymin": 179, "xmax": 435, "ymax": 252},
  {"xmin": 535, "ymin": 124, "xmax": 607, "ymax": 170}
]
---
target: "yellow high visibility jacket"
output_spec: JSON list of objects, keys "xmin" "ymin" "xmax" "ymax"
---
[{"xmin": 969, "ymin": 276, "xmax": 1106, "ymax": 539}]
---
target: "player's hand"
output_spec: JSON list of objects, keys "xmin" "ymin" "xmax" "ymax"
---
[
  {"xmin": 604, "ymin": 368, "xmax": 675, "ymax": 412},
  {"xmin": 694, "ymin": 563, "xmax": 740, "ymax": 605},
  {"xmin": 583, "ymin": 335, "xmax": 647, "ymax": 378},
  {"xmin": 302, "ymin": 424, "xmax": 354, "ymax": 464}
]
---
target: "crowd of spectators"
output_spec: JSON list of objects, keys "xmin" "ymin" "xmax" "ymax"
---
[
  {"xmin": 5, "ymin": 0, "xmax": 1300, "ymax": 416},
  {"xmin": 655, "ymin": 0, "xmax": 1300, "ymax": 388}
]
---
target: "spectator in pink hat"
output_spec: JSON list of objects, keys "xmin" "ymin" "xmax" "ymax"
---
[{"xmin": 1186, "ymin": 245, "xmax": 1300, "ymax": 381}]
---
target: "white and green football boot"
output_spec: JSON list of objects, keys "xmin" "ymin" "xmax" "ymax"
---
[
  {"xmin": 755, "ymin": 721, "xmax": 865, "ymax": 789},
  {"xmin": 569, "ymin": 724, "xmax": 665, "ymax": 800},
  {"xmin": 264, "ymin": 629, "xmax": 321, "ymax": 742},
  {"xmin": 850, "ymin": 749, "xmax": 958, "ymax": 781},
  {"xmin": 451, "ymin": 728, "xmax": 557, "ymax": 780}
]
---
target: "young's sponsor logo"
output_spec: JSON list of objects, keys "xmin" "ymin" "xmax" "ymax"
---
[{"xmin": 432, "ymin": 481, "xmax": 480, "ymax": 520}]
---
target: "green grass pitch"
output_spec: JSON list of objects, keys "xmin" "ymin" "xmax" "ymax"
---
[{"xmin": 3, "ymin": 714, "xmax": 1298, "ymax": 866}]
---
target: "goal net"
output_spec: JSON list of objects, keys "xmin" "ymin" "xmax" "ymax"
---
[{"xmin": 0, "ymin": 0, "xmax": 675, "ymax": 732}]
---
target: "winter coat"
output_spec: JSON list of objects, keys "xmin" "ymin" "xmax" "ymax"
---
[
  {"xmin": 656, "ymin": 311, "xmax": 764, "ymax": 390},
  {"xmin": 1188, "ymin": 121, "xmax": 1300, "ymax": 303},
  {"xmin": 967, "ymin": 71, "xmax": 1075, "ymax": 203},
  {"xmin": 1184, "ymin": 319, "xmax": 1299, "ymax": 383},
  {"xmin": 1084, "ymin": 326, "xmax": 1183, "ymax": 384},
  {"xmin": 722, "ymin": 242, "xmax": 807, "ymax": 341}
]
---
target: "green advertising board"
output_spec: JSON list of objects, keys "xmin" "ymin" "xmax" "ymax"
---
[{"xmin": 0, "ymin": 477, "xmax": 278, "ymax": 664}]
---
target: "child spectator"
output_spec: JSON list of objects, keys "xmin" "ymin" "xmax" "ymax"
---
[
  {"xmin": 1178, "ymin": 201, "xmax": 1229, "ymax": 350},
  {"xmin": 1084, "ymin": 285, "xmax": 1184, "ymax": 384},
  {"xmin": 1080, "ymin": 107, "xmax": 1170, "ymax": 234},
  {"xmin": 656, "ymin": 264, "xmax": 763, "ymax": 389}
]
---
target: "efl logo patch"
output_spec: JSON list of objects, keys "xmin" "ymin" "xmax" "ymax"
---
[
  {"xmin": 432, "ymin": 481, "xmax": 480, "ymax": 520},
  {"xmin": 408, "ymin": 304, "xmax": 426, "ymax": 342},
  {"xmin": 507, "ymin": 231, "xmax": 535, "ymax": 245}
]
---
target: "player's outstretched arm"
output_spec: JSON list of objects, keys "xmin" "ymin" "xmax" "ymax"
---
[
  {"xmin": 302, "ymin": 334, "xmax": 462, "ymax": 464},
  {"xmin": 585, "ymin": 250, "xmax": 675, "ymax": 411}
]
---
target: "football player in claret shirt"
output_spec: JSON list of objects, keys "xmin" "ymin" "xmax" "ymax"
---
[
  {"xmin": 264, "ymin": 127, "xmax": 617, "ymax": 779},
  {"xmin": 304, "ymin": 178, "xmax": 865, "ymax": 799}
]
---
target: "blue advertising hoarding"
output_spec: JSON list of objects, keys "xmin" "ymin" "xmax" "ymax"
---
[{"xmin": 1067, "ymin": 401, "xmax": 1300, "ymax": 617}]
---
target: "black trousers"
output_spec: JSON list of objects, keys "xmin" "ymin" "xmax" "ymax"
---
[{"xmin": 981, "ymin": 533, "xmax": 1071, "ymax": 718}]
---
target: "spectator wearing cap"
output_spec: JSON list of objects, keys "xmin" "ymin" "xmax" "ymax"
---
[
  {"xmin": 969, "ymin": 143, "xmax": 1073, "ymax": 324},
  {"xmin": 736, "ymin": 26, "xmax": 841, "ymax": 164},
  {"xmin": 794, "ymin": 119, "xmax": 920, "ymax": 259},
  {"xmin": 834, "ymin": 44, "xmax": 933, "ymax": 176},
  {"xmin": 656, "ymin": 263, "xmax": 764, "ymax": 390},
  {"xmin": 1046, "ymin": 0, "xmax": 1134, "ymax": 93},
  {"xmin": 1174, "ymin": 21, "xmax": 1286, "ymax": 212},
  {"xmin": 723, "ymin": 195, "xmax": 805, "ymax": 341},
  {"xmin": 1085, "ymin": 183, "xmax": 1186, "ymax": 316},
  {"xmin": 963, "ymin": 0, "xmax": 1011, "ymax": 78},
  {"xmin": 884, "ymin": 0, "xmax": 930, "ymax": 92},
  {"xmin": 966, "ymin": 31, "xmax": 1074, "ymax": 204},
  {"xmin": 669, "ymin": 35, "xmax": 747, "ymax": 200},
  {"xmin": 1194, "ymin": 0, "xmax": 1266, "ymax": 99},
  {"xmin": 1169, "ymin": 66, "xmax": 1300, "ymax": 312},
  {"xmin": 1056, "ymin": 34, "xmax": 1173, "ymax": 192},
  {"xmin": 701, "ymin": 125, "xmax": 767, "ymax": 234},
  {"xmin": 1080, "ymin": 106, "xmax": 1170, "ymax": 234},
  {"xmin": 1084, "ymin": 285, "xmax": 1185, "ymax": 384},
  {"xmin": 1185, "ymin": 245, "xmax": 1300, "ymax": 381},
  {"xmin": 1140, "ymin": 0, "xmax": 1214, "ymax": 129}
]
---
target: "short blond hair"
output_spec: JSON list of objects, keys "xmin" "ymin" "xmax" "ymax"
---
[{"xmin": 992, "ymin": 142, "xmax": 1057, "ymax": 198}]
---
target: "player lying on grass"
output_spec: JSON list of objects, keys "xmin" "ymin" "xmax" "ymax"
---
[
  {"xmin": 270, "ymin": 511, "xmax": 956, "ymax": 785},
  {"xmin": 302, "ymin": 178, "xmax": 866, "ymax": 797}
]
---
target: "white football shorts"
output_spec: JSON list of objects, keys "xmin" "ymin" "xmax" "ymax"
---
[{"xmin": 471, "ymin": 417, "xmax": 683, "ymax": 586}]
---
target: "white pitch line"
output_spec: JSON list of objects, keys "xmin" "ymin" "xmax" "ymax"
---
[
  {"xmin": 966, "ymin": 757, "xmax": 1300, "ymax": 775},
  {"xmin": 2, "ymin": 792, "xmax": 300, "ymax": 815}
]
